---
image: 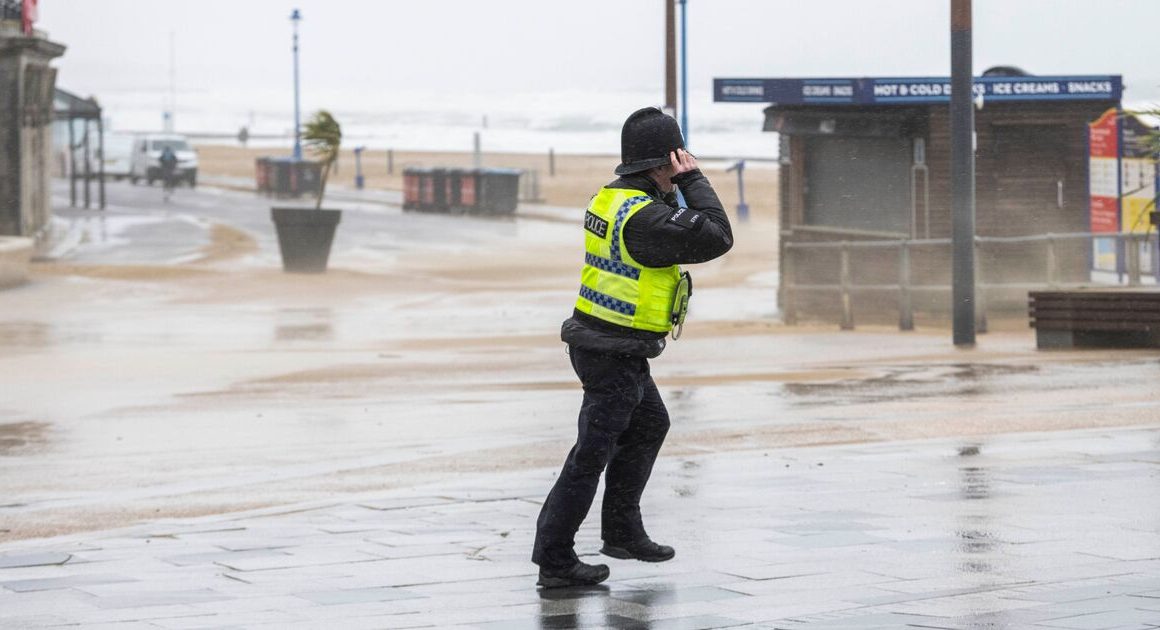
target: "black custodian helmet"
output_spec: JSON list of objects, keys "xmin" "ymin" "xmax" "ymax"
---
[{"xmin": 614, "ymin": 107, "xmax": 686, "ymax": 176}]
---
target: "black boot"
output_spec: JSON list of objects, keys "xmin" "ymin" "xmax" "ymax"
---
[
  {"xmin": 536, "ymin": 561, "xmax": 611, "ymax": 588},
  {"xmin": 601, "ymin": 538, "xmax": 675, "ymax": 563}
]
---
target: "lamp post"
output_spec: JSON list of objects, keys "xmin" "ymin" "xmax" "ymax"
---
[
  {"xmin": 678, "ymin": 0, "xmax": 689, "ymax": 146},
  {"xmin": 291, "ymin": 9, "xmax": 302, "ymax": 161},
  {"xmin": 664, "ymin": 0, "xmax": 676, "ymax": 117},
  {"xmin": 950, "ymin": 0, "xmax": 975, "ymax": 347}
]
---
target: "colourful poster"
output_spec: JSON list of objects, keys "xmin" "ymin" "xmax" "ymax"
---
[
  {"xmin": 1088, "ymin": 108, "xmax": 1120, "ymax": 236},
  {"xmin": 1120, "ymin": 113, "xmax": 1157, "ymax": 235},
  {"xmin": 1089, "ymin": 109, "xmax": 1159, "ymax": 275},
  {"xmin": 1092, "ymin": 237, "xmax": 1118, "ymax": 272}
]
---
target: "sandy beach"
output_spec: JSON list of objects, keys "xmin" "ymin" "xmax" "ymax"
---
[{"xmin": 193, "ymin": 145, "xmax": 780, "ymax": 221}]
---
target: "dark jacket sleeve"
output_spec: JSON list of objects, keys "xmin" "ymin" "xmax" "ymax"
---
[{"xmin": 621, "ymin": 169, "xmax": 734, "ymax": 267}]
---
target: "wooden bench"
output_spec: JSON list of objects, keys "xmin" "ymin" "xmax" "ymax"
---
[{"xmin": 1029, "ymin": 289, "xmax": 1160, "ymax": 349}]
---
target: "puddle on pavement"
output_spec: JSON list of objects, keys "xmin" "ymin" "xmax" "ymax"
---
[
  {"xmin": 0, "ymin": 421, "xmax": 52, "ymax": 455},
  {"xmin": 782, "ymin": 363, "xmax": 1041, "ymax": 406},
  {"xmin": 536, "ymin": 585, "xmax": 674, "ymax": 628},
  {"xmin": 274, "ymin": 308, "xmax": 334, "ymax": 342},
  {"xmin": 955, "ymin": 458, "xmax": 1002, "ymax": 579},
  {"xmin": 958, "ymin": 466, "xmax": 991, "ymax": 501}
]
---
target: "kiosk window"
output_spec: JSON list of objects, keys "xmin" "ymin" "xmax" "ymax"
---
[{"xmin": 803, "ymin": 136, "xmax": 912, "ymax": 234}]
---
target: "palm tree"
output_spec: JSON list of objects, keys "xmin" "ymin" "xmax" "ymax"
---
[
  {"xmin": 1138, "ymin": 107, "xmax": 1160, "ymax": 156},
  {"xmin": 302, "ymin": 110, "xmax": 342, "ymax": 210},
  {"xmin": 1127, "ymin": 107, "xmax": 1159, "ymax": 221}
]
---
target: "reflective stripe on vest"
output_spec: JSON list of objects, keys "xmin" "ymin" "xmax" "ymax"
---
[{"xmin": 575, "ymin": 187, "xmax": 681, "ymax": 333}]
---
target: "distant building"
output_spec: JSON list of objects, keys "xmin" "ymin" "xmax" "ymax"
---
[{"xmin": 715, "ymin": 70, "xmax": 1130, "ymax": 323}]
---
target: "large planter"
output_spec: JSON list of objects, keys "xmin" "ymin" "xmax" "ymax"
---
[{"xmin": 270, "ymin": 207, "xmax": 341, "ymax": 273}]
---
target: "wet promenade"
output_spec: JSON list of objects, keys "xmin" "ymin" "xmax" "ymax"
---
[
  {"xmin": 2, "ymin": 426, "xmax": 1159, "ymax": 629},
  {"xmin": 3, "ymin": 182, "xmax": 1159, "ymax": 628}
]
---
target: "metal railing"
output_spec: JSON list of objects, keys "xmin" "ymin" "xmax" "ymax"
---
[{"xmin": 782, "ymin": 231, "xmax": 1159, "ymax": 330}]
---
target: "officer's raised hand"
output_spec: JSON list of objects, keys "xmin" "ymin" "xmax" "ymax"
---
[{"xmin": 669, "ymin": 149, "xmax": 697, "ymax": 176}]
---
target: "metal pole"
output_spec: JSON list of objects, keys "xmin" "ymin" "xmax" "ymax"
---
[
  {"xmin": 736, "ymin": 160, "xmax": 748, "ymax": 220},
  {"xmin": 291, "ymin": 9, "xmax": 302, "ymax": 160},
  {"xmin": 727, "ymin": 160, "xmax": 749, "ymax": 221},
  {"xmin": 1154, "ymin": 161, "xmax": 1159, "ymax": 278},
  {"xmin": 950, "ymin": 0, "xmax": 975, "ymax": 347},
  {"xmin": 387, "ymin": 149, "xmax": 394, "ymax": 175},
  {"xmin": 974, "ymin": 239, "xmax": 987, "ymax": 333},
  {"xmin": 899, "ymin": 241, "xmax": 914, "ymax": 331},
  {"xmin": 82, "ymin": 120, "xmax": 91, "ymax": 209},
  {"xmin": 839, "ymin": 242, "xmax": 854, "ymax": 330},
  {"xmin": 549, "ymin": 147, "xmax": 555, "ymax": 177},
  {"xmin": 97, "ymin": 115, "xmax": 106, "ymax": 210},
  {"xmin": 166, "ymin": 31, "xmax": 175, "ymax": 132},
  {"xmin": 473, "ymin": 132, "xmax": 481, "ymax": 169},
  {"xmin": 67, "ymin": 114, "xmax": 76, "ymax": 207},
  {"xmin": 678, "ymin": 0, "xmax": 688, "ymax": 146},
  {"xmin": 664, "ymin": 0, "xmax": 676, "ymax": 115},
  {"xmin": 922, "ymin": 166, "xmax": 931, "ymax": 239},
  {"xmin": 1116, "ymin": 105, "xmax": 1124, "ymax": 281},
  {"xmin": 1046, "ymin": 234, "xmax": 1058, "ymax": 287},
  {"xmin": 354, "ymin": 146, "xmax": 364, "ymax": 190}
]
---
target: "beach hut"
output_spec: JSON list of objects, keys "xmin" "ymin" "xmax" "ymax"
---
[{"xmin": 715, "ymin": 68, "xmax": 1131, "ymax": 324}]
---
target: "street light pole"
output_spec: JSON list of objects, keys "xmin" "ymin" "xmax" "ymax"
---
[
  {"xmin": 678, "ymin": 0, "xmax": 688, "ymax": 146},
  {"xmin": 664, "ymin": 0, "xmax": 676, "ymax": 116},
  {"xmin": 291, "ymin": 9, "xmax": 302, "ymax": 161},
  {"xmin": 950, "ymin": 0, "xmax": 976, "ymax": 347}
]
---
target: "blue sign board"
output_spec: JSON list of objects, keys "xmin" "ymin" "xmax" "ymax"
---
[{"xmin": 714, "ymin": 76, "xmax": 1122, "ymax": 105}]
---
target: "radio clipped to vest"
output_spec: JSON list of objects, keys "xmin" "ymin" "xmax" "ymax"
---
[{"xmin": 670, "ymin": 271, "xmax": 692, "ymax": 340}]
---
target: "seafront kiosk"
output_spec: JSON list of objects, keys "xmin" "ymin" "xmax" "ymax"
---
[{"xmin": 714, "ymin": 70, "xmax": 1133, "ymax": 322}]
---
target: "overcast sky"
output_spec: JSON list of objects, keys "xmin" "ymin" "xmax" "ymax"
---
[{"xmin": 40, "ymin": 0, "xmax": 1160, "ymax": 105}]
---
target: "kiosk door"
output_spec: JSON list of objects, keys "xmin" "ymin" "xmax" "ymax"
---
[
  {"xmin": 989, "ymin": 124, "xmax": 1073, "ymax": 234},
  {"xmin": 803, "ymin": 136, "xmax": 912, "ymax": 234}
]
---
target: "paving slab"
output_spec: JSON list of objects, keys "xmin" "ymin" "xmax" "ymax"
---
[
  {"xmin": 0, "ymin": 551, "xmax": 71, "ymax": 569},
  {"xmin": 1, "ymin": 426, "xmax": 1160, "ymax": 628}
]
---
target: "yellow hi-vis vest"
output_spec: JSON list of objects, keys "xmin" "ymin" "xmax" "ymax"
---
[{"xmin": 575, "ymin": 187, "xmax": 681, "ymax": 333}]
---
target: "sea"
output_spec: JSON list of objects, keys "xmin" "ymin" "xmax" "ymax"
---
[{"xmin": 91, "ymin": 86, "xmax": 779, "ymax": 160}]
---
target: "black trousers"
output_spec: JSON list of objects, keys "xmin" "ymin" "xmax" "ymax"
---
[{"xmin": 532, "ymin": 345, "xmax": 671, "ymax": 570}]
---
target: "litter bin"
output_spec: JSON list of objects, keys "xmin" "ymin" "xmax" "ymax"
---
[
  {"xmin": 255, "ymin": 157, "xmax": 272, "ymax": 194},
  {"xmin": 403, "ymin": 167, "xmax": 426, "ymax": 210},
  {"xmin": 446, "ymin": 168, "xmax": 479, "ymax": 214},
  {"xmin": 478, "ymin": 168, "xmax": 521, "ymax": 214},
  {"xmin": 418, "ymin": 168, "xmax": 437, "ymax": 211},
  {"xmin": 429, "ymin": 168, "xmax": 449, "ymax": 212},
  {"xmin": 259, "ymin": 158, "xmax": 322, "ymax": 198}
]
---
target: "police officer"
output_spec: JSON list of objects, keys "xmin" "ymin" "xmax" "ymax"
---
[{"xmin": 533, "ymin": 107, "xmax": 733, "ymax": 588}]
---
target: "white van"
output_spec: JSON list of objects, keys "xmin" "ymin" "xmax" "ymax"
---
[
  {"xmin": 100, "ymin": 133, "xmax": 135, "ymax": 180},
  {"xmin": 130, "ymin": 134, "xmax": 199, "ymax": 187}
]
